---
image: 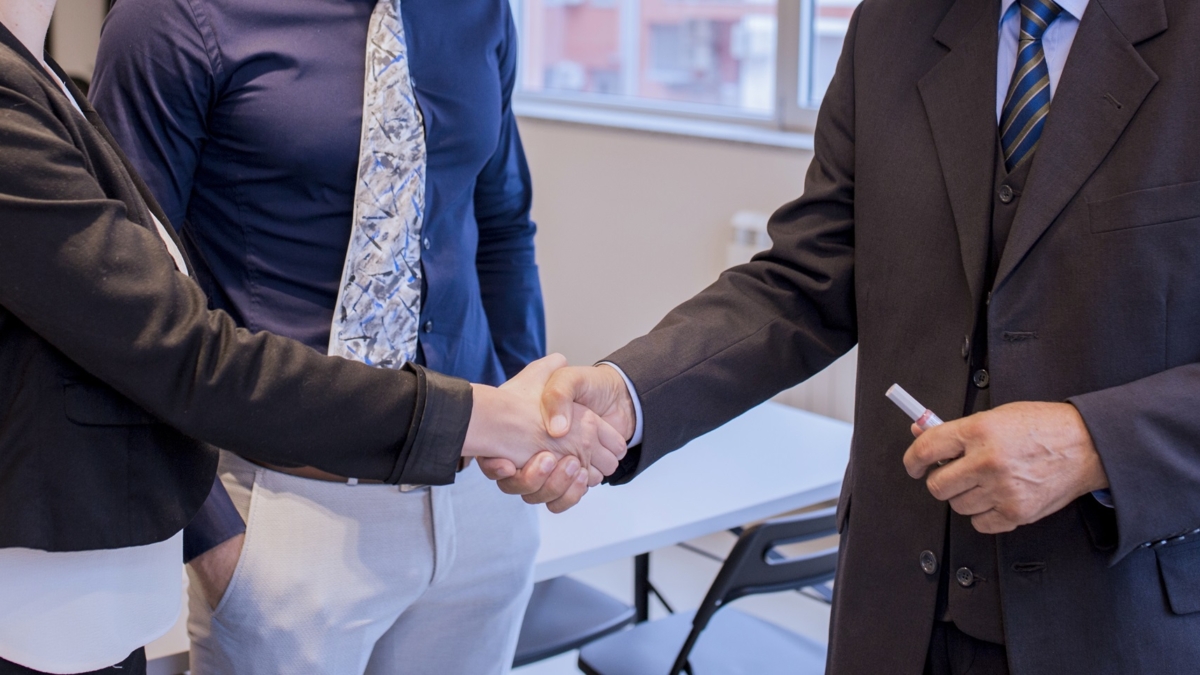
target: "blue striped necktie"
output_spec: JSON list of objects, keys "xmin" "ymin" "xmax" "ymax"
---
[{"xmin": 999, "ymin": 0, "xmax": 1064, "ymax": 172}]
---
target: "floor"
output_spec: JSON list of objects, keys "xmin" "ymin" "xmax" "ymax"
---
[{"xmin": 513, "ymin": 530, "xmax": 833, "ymax": 675}]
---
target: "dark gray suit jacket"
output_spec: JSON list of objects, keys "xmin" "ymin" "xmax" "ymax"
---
[
  {"xmin": 0, "ymin": 24, "xmax": 473, "ymax": 553},
  {"xmin": 606, "ymin": 0, "xmax": 1200, "ymax": 671}
]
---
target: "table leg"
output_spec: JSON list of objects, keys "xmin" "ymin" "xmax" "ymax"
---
[{"xmin": 634, "ymin": 553, "xmax": 650, "ymax": 623}]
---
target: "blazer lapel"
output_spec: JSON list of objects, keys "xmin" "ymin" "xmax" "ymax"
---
[
  {"xmin": 994, "ymin": 0, "xmax": 1165, "ymax": 287},
  {"xmin": 918, "ymin": 0, "xmax": 1001, "ymax": 309}
]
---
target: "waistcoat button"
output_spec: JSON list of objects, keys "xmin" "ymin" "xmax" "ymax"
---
[
  {"xmin": 999, "ymin": 185, "xmax": 1014, "ymax": 204},
  {"xmin": 972, "ymin": 369, "xmax": 990, "ymax": 389},
  {"xmin": 920, "ymin": 550, "xmax": 939, "ymax": 575},
  {"xmin": 961, "ymin": 336, "xmax": 971, "ymax": 360},
  {"xmin": 956, "ymin": 567, "xmax": 976, "ymax": 588}
]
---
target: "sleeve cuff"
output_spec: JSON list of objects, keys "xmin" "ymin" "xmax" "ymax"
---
[
  {"xmin": 1092, "ymin": 489, "xmax": 1115, "ymax": 509},
  {"xmin": 183, "ymin": 476, "xmax": 246, "ymax": 564},
  {"xmin": 598, "ymin": 362, "xmax": 644, "ymax": 447},
  {"xmin": 387, "ymin": 364, "xmax": 473, "ymax": 486}
]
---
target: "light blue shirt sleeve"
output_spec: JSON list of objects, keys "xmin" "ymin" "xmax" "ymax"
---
[{"xmin": 598, "ymin": 362, "xmax": 644, "ymax": 447}]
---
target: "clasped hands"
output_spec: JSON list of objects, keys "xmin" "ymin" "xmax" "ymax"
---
[
  {"xmin": 463, "ymin": 355, "xmax": 636, "ymax": 512},
  {"xmin": 464, "ymin": 357, "xmax": 636, "ymax": 513}
]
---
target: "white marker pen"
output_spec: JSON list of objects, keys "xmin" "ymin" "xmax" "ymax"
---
[
  {"xmin": 886, "ymin": 384, "xmax": 944, "ymax": 430},
  {"xmin": 887, "ymin": 384, "xmax": 952, "ymax": 465}
]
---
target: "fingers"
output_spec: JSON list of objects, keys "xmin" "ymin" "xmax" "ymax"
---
[
  {"xmin": 587, "ymin": 465, "xmax": 604, "ymax": 487},
  {"xmin": 971, "ymin": 510, "xmax": 1019, "ymax": 534},
  {"xmin": 946, "ymin": 484, "xmax": 993, "ymax": 517},
  {"xmin": 542, "ymin": 367, "xmax": 588, "ymax": 438},
  {"xmin": 522, "ymin": 455, "xmax": 586, "ymax": 506},
  {"xmin": 546, "ymin": 469, "xmax": 591, "ymax": 514},
  {"xmin": 911, "ymin": 423, "xmax": 923, "ymax": 438},
  {"xmin": 492, "ymin": 452, "xmax": 557, "ymax": 496},
  {"xmin": 923, "ymin": 456, "xmax": 985, "ymax": 502},
  {"xmin": 903, "ymin": 422, "xmax": 967, "ymax": 478},
  {"xmin": 477, "ymin": 457, "xmax": 517, "ymax": 481}
]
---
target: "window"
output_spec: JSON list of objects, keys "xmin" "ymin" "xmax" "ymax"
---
[{"xmin": 513, "ymin": 0, "xmax": 862, "ymax": 139}]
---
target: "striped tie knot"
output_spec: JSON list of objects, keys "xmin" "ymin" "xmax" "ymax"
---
[
  {"xmin": 1019, "ymin": 0, "xmax": 1064, "ymax": 41},
  {"xmin": 1000, "ymin": 0, "xmax": 1065, "ymax": 171}
]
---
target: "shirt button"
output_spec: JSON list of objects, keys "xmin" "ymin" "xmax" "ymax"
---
[
  {"xmin": 423, "ymin": 320, "xmax": 434, "ymax": 333},
  {"xmin": 422, "ymin": 237, "xmax": 431, "ymax": 250},
  {"xmin": 961, "ymin": 336, "xmax": 971, "ymax": 360},
  {"xmin": 972, "ymin": 369, "xmax": 990, "ymax": 389},
  {"xmin": 956, "ymin": 567, "xmax": 976, "ymax": 588},
  {"xmin": 920, "ymin": 550, "xmax": 938, "ymax": 575},
  {"xmin": 998, "ymin": 185, "xmax": 1014, "ymax": 204}
]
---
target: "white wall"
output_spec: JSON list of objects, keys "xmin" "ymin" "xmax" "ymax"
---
[
  {"xmin": 519, "ymin": 118, "xmax": 858, "ymax": 422},
  {"xmin": 50, "ymin": 0, "xmax": 107, "ymax": 81}
]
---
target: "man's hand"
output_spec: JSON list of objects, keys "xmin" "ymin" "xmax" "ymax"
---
[
  {"xmin": 903, "ymin": 401, "xmax": 1110, "ymax": 534},
  {"xmin": 465, "ymin": 355, "xmax": 627, "ymax": 509},
  {"xmin": 189, "ymin": 533, "xmax": 244, "ymax": 610},
  {"xmin": 480, "ymin": 364, "xmax": 636, "ymax": 512}
]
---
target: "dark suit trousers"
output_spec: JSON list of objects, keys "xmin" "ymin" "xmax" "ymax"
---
[
  {"xmin": 0, "ymin": 650, "xmax": 145, "ymax": 675},
  {"xmin": 925, "ymin": 623, "xmax": 1009, "ymax": 675}
]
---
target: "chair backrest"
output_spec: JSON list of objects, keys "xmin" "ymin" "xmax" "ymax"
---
[{"xmin": 668, "ymin": 506, "xmax": 838, "ymax": 675}]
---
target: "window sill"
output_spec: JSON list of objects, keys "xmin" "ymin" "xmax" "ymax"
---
[{"xmin": 514, "ymin": 99, "xmax": 816, "ymax": 151}]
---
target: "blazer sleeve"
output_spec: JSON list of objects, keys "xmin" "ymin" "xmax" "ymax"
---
[
  {"xmin": 473, "ymin": 7, "xmax": 546, "ymax": 380},
  {"xmin": 0, "ymin": 79, "xmax": 471, "ymax": 487},
  {"xmin": 1070, "ymin": 366, "xmax": 1200, "ymax": 563},
  {"xmin": 604, "ymin": 9, "xmax": 862, "ymax": 484}
]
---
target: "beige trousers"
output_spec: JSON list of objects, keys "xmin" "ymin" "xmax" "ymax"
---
[{"xmin": 187, "ymin": 451, "xmax": 539, "ymax": 675}]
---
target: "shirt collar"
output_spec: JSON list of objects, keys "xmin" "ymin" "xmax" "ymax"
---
[{"xmin": 1001, "ymin": 0, "xmax": 1090, "ymax": 25}]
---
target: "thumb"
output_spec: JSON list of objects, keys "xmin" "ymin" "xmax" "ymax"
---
[{"xmin": 541, "ymin": 368, "xmax": 581, "ymax": 438}]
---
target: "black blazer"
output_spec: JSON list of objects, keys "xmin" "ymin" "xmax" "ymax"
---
[
  {"xmin": 605, "ymin": 0, "xmax": 1200, "ymax": 672},
  {"xmin": 0, "ymin": 25, "xmax": 473, "ymax": 553}
]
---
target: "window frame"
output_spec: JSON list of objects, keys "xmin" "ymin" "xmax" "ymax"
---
[{"xmin": 511, "ymin": 0, "xmax": 827, "ymax": 143}]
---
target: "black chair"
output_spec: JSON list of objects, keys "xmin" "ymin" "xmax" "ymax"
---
[
  {"xmin": 513, "ymin": 576, "xmax": 638, "ymax": 668},
  {"xmin": 578, "ymin": 507, "xmax": 838, "ymax": 675}
]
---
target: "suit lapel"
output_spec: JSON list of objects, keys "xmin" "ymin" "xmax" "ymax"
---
[
  {"xmin": 918, "ymin": 0, "xmax": 1001, "ymax": 309},
  {"xmin": 994, "ymin": 0, "xmax": 1164, "ymax": 287}
]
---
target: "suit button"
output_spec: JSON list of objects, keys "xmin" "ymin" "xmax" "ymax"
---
[
  {"xmin": 961, "ymin": 336, "xmax": 971, "ymax": 360},
  {"xmin": 998, "ymin": 185, "xmax": 1014, "ymax": 204},
  {"xmin": 972, "ymin": 369, "xmax": 990, "ymax": 389},
  {"xmin": 920, "ymin": 550, "xmax": 938, "ymax": 575},
  {"xmin": 423, "ymin": 320, "xmax": 434, "ymax": 333},
  {"xmin": 956, "ymin": 567, "xmax": 976, "ymax": 588},
  {"xmin": 422, "ymin": 237, "xmax": 431, "ymax": 250}
]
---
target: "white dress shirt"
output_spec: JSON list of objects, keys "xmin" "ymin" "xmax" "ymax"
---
[{"xmin": 0, "ymin": 69, "xmax": 187, "ymax": 674}]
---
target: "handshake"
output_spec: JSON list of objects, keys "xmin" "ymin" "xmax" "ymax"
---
[{"xmin": 461, "ymin": 354, "xmax": 637, "ymax": 513}]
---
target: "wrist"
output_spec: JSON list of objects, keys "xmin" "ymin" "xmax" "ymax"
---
[
  {"xmin": 597, "ymin": 364, "xmax": 637, "ymax": 441},
  {"xmin": 463, "ymin": 384, "xmax": 503, "ymax": 459}
]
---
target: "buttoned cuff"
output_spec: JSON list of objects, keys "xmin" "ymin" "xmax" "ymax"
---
[
  {"xmin": 598, "ymin": 362, "xmax": 644, "ymax": 447},
  {"xmin": 387, "ymin": 364, "xmax": 473, "ymax": 486}
]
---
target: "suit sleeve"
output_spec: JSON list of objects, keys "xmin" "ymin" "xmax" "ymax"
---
[
  {"xmin": 473, "ymin": 8, "xmax": 546, "ymax": 380},
  {"xmin": 1070, "ymin": 366, "xmax": 1200, "ymax": 563},
  {"xmin": 605, "ymin": 9, "xmax": 862, "ymax": 484},
  {"xmin": 0, "ymin": 80, "xmax": 472, "ymax": 487}
]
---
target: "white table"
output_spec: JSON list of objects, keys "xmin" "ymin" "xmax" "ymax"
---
[{"xmin": 147, "ymin": 402, "xmax": 852, "ymax": 673}]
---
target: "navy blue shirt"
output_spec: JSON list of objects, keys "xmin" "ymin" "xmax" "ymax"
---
[{"xmin": 92, "ymin": 0, "xmax": 544, "ymax": 557}]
